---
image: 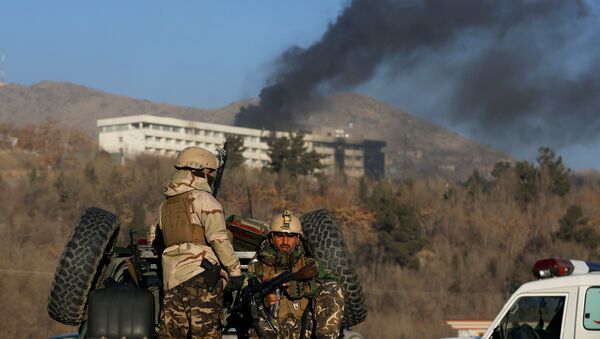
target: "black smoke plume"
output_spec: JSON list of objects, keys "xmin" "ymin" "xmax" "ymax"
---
[{"xmin": 235, "ymin": 0, "xmax": 598, "ymax": 156}]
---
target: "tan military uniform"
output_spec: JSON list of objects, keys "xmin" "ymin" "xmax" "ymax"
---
[
  {"xmin": 247, "ymin": 243, "xmax": 344, "ymax": 339},
  {"xmin": 157, "ymin": 169, "xmax": 241, "ymax": 339}
]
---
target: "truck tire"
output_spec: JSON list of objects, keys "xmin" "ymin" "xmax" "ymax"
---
[
  {"xmin": 300, "ymin": 209, "xmax": 367, "ymax": 327},
  {"xmin": 47, "ymin": 207, "xmax": 120, "ymax": 325}
]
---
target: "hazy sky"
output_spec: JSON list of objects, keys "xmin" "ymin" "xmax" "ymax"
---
[{"xmin": 2, "ymin": 0, "xmax": 600, "ymax": 170}]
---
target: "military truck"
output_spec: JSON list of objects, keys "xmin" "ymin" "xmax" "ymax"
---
[{"xmin": 47, "ymin": 207, "xmax": 367, "ymax": 338}]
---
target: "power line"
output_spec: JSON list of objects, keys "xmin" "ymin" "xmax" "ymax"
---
[{"xmin": 0, "ymin": 268, "xmax": 54, "ymax": 277}]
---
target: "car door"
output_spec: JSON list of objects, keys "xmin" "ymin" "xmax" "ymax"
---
[{"xmin": 485, "ymin": 293, "xmax": 570, "ymax": 339}]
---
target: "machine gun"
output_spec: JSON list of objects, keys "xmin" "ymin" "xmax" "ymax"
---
[{"xmin": 224, "ymin": 260, "xmax": 318, "ymax": 337}]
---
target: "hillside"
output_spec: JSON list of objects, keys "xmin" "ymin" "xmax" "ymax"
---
[
  {"xmin": 303, "ymin": 93, "xmax": 510, "ymax": 180},
  {"xmin": 0, "ymin": 81, "xmax": 247, "ymax": 135},
  {"xmin": 0, "ymin": 139, "xmax": 598, "ymax": 338},
  {"xmin": 0, "ymin": 81, "xmax": 509, "ymax": 180}
]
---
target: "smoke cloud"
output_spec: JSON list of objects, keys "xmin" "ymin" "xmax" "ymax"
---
[{"xmin": 235, "ymin": 0, "xmax": 599, "ymax": 158}]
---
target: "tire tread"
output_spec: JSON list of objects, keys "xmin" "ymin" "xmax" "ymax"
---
[
  {"xmin": 300, "ymin": 209, "xmax": 367, "ymax": 327},
  {"xmin": 47, "ymin": 207, "xmax": 120, "ymax": 325}
]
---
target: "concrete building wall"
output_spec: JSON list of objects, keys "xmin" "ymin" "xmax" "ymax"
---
[{"xmin": 97, "ymin": 115, "xmax": 385, "ymax": 177}]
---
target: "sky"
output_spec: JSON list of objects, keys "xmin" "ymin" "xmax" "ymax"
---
[{"xmin": 2, "ymin": 0, "xmax": 600, "ymax": 171}]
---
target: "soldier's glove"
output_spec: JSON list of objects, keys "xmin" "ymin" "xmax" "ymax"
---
[
  {"xmin": 286, "ymin": 280, "xmax": 304, "ymax": 300},
  {"xmin": 226, "ymin": 275, "xmax": 244, "ymax": 292}
]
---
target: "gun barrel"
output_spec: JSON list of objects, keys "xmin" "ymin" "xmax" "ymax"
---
[{"xmin": 212, "ymin": 142, "xmax": 228, "ymax": 198}]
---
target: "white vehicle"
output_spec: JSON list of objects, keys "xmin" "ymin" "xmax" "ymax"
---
[{"xmin": 482, "ymin": 258, "xmax": 600, "ymax": 339}]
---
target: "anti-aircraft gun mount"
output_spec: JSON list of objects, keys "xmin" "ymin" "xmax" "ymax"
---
[
  {"xmin": 47, "ymin": 143, "xmax": 366, "ymax": 338},
  {"xmin": 47, "ymin": 208, "xmax": 367, "ymax": 338}
]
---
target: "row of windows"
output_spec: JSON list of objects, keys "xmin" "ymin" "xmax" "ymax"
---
[
  {"xmin": 140, "ymin": 123, "xmax": 226, "ymax": 138},
  {"xmin": 144, "ymin": 147, "xmax": 179, "ymax": 155},
  {"xmin": 345, "ymin": 156, "xmax": 363, "ymax": 162},
  {"xmin": 101, "ymin": 124, "xmax": 130, "ymax": 132},
  {"xmin": 138, "ymin": 123, "xmax": 263, "ymax": 143},
  {"xmin": 144, "ymin": 135, "xmax": 222, "ymax": 149},
  {"xmin": 142, "ymin": 134, "xmax": 270, "ymax": 153},
  {"xmin": 134, "ymin": 124, "xmax": 268, "ymax": 145},
  {"xmin": 313, "ymin": 143, "xmax": 363, "ymax": 152},
  {"xmin": 345, "ymin": 168, "xmax": 365, "ymax": 175},
  {"xmin": 100, "ymin": 122, "xmax": 268, "ymax": 143}
]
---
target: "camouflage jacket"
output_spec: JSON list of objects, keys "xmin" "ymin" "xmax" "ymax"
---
[
  {"xmin": 157, "ymin": 170, "xmax": 241, "ymax": 290},
  {"xmin": 246, "ymin": 240, "xmax": 338, "ymax": 324}
]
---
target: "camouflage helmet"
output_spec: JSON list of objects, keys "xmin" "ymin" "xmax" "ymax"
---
[
  {"xmin": 269, "ymin": 210, "xmax": 303, "ymax": 236},
  {"xmin": 174, "ymin": 146, "xmax": 218, "ymax": 171}
]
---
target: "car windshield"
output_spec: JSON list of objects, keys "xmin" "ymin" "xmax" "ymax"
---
[{"xmin": 492, "ymin": 295, "xmax": 565, "ymax": 339}]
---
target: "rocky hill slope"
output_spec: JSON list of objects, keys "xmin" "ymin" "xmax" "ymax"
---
[
  {"xmin": 0, "ymin": 81, "xmax": 247, "ymax": 134},
  {"xmin": 0, "ymin": 81, "xmax": 509, "ymax": 180}
]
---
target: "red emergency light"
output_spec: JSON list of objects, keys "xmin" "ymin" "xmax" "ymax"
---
[
  {"xmin": 533, "ymin": 258, "xmax": 600, "ymax": 279},
  {"xmin": 533, "ymin": 258, "xmax": 574, "ymax": 279}
]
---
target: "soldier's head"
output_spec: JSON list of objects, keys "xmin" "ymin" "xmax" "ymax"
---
[
  {"xmin": 269, "ymin": 210, "xmax": 302, "ymax": 254},
  {"xmin": 174, "ymin": 147, "xmax": 218, "ymax": 185}
]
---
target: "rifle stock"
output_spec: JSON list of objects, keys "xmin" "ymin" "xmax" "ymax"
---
[{"xmin": 250, "ymin": 260, "xmax": 318, "ymax": 301}]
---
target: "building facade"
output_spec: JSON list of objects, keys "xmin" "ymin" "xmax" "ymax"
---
[{"xmin": 98, "ymin": 115, "xmax": 385, "ymax": 178}]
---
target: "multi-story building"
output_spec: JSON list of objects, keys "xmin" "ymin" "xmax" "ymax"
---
[{"xmin": 98, "ymin": 115, "xmax": 385, "ymax": 178}]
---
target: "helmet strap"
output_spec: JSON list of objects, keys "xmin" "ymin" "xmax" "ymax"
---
[{"xmin": 191, "ymin": 168, "xmax": 215, "ymax": 186}]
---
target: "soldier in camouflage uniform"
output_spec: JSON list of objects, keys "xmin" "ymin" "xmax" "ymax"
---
[
  {"xmin": 153, "ymin": 146, "xmax": 243, "ymax": 339},
  {"xmin": 245, "ymin": 210, "xmax": 345, "ymax": 339}
]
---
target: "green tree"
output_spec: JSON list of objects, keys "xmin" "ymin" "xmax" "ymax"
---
[
  {"xmin": 84, "ymin": 162, "xmax": 98, "ymax": 185},
  {"xmin": 537, "ymin": 147, "xmax": 570, "ymax": 197},
  {"xmin": 266, "ymin": 132, "xmax": 324, "ymax": 176},
  {"xmin": 224, "ymin": 134, "xmax": 246, "ymax": 169},
  {"xmin": 514, "ymin": 160, "xmax": 539, "ymax": 205},
  {"xmin": 464, "ymin": 169, "xmax": 489, "ymax": 197},
  {"xmin": 555, "ymin": 204, "xmax": 599, "ymax": 249},
  {"xmin": 386, "ymin": 203, "xmax": 427, "ymax": 268},
  {"xmin": 491, "ymin": 161, "xmax": 512, "ymax": 179},
  {"xmin": 367, "ymin": 180, "xmax": 397, "ymax": 232},
  {"xmin": 509, "ymin": 148, "xmax": 570, "ymax": 207},
  {"xmin": 127, "ymin": 202, "xmax": 147, "ymax": 234},
  {"xmin": 366, "ymin": 181, "xmax": 427, "ymax": 268},
  {"xmin": 358, "ymin": 176, "xmax": 370, "ymax": 205}
]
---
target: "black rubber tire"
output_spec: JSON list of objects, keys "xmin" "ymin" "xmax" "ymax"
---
[
  {"xmin": 47, "ymin": 207, "xmax": 120, "ymax": 325},
  {"xmin": 300, "ymin": 209, "xmax": 367, "ymax": 327}
]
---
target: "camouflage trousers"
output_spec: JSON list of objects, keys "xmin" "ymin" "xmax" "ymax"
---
[
  {"xmin": 254, "ymin": 281, "xmax": 345, "ymax": 339},
  {"xmin": 159, "ymin": 273, "xmax": 223, "ymax": 339}
]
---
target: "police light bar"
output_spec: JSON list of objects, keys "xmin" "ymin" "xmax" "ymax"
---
[{"xmin": 533, "ymin": 258, "xmax": 600, "ymax": 279}]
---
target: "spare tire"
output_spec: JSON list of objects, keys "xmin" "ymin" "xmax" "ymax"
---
[
  {"xmin": 47, "ymin": 207, "xmax": 120, "ymax": 325},
  {"xmin": 300, "ymin": 209, "xmax": 367, "ymax": 327}
]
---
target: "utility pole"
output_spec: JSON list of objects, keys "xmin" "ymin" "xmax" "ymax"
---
[
  {"xmin": 403, "ymin": 118, "xmax": 411, "ymax": 176},
  {"xmin": 0, "ymin": 53, "xmax": 6, "ymax": 84}
]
